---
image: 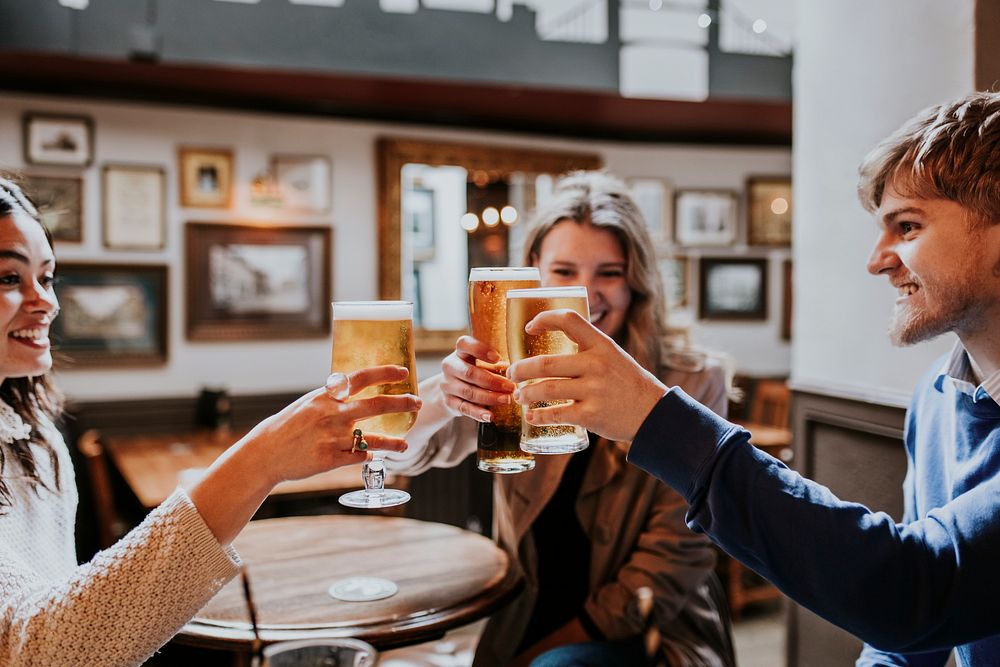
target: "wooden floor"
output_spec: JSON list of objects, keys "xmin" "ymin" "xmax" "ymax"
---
[{"xmin": 378, "ymin": 603, "xmax": 786, "ymax": 667}]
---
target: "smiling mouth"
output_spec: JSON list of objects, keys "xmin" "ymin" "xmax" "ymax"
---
[
  {"xmin": 897, "ymin": 283, "xmax": 919, "ymax": 298},
  {"xmin": 590, "ymin": 311, "xmax": 606, "ymax": 326},
  {"xmin": 9, "ymin": 328, "xmax": 49, "ymax": 346}
]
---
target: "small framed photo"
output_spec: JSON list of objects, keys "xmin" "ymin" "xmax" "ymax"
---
[
  {"xmin": 25, "ymin": 175, "xmax": 83, "ymax": 242},
  {"xmin": 658, "ymin": 256, "xmax": 689, "ymax": 309},
  {"xmin": 674, "ymin": 190, "xmax": 739, "ymax": 247},
  {"xmin": 747, "ymin": 176, "xmax": 792, "ymax": 246},
  {"xmin": 628, "ymin": 178, "xmax": 672, "ymax": 243},
  {"xmin": 52, "ymin": 263, "xmax": 168, "ymax": 367},
  {"xmin": 102, "ymin": 164, "xmax": 166, "ymax": 250},
  {"xmin": 179, "ymin": 147, "xmax": 233, "ymax": 208},
  {"xmin": 403, "ymin": 186, "xmax": 435, "ymax": 262},
  {"xmin": 699, "ymin": 257, "xmax": 768, "ymax": 320},
  {"xmin": 271, "ymin": 154, "xmax": 332, "ymax": 212},
  {"xmin": 185, "ymin": 222, "xmax": 332, "ymax": 340},
  {"xmin": 23, "ymin": 113, "xmax": 94, "ymax": 167}
]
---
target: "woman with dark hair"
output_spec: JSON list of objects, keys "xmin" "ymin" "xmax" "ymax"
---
[
  {"xmin": 394, "ymin": 172, "xmax": 735, "ymax": 667},
  {"xmin": 0, "ymin": 177, "xmax": 421, "ymax": 666}
]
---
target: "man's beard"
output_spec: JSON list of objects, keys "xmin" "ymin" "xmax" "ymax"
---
[{"xmin": 888, "ymin": 279, "xmax": 980, "ymax": 346}]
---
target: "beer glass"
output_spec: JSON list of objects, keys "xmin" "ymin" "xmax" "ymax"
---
[
  {"xmin": 263, "ymin": 638, "xmax": 377, "ymax": 667},
  {"xmin": 506, "ymin": 286, "xmax": 590, "ymax": 455},
  {"xmin": 331, "ymin": 300, "xmax": 417, "ymax": 509},
  {"xmin": 468, "ymin": 267, "xmax": 541, "ymax": 473}
]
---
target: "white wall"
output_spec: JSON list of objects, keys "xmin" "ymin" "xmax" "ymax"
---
[
  {"xmin": 0, "ymin": 93, "xmax": 790, "ymax": 400},
  {"xmin": 792, "ymin": 0, "xmax": 975, "ymax": 407}
]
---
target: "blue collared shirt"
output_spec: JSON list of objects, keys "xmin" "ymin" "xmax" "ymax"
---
[{"xmin": 935, "ymin": 341, "xmax": 1000, "ymax": 407}]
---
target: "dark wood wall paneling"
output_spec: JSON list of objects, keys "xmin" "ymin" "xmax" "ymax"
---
[
  {"xmin": 786, "ymin": 390, "xmax": 908, "ymax": 667},
  {"xmin": 0, "ymin": 52, "xmax": 792, "ymax": 145}
]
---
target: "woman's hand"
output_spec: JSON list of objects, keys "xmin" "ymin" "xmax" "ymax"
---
[
  {"xmin": 507, "ymin": 310, "xmax": 668, "ymax": 443},
  {"xmin": 246, "ymin": 365, "xmax": 421, "ymax": 485},
  {"xmin": 440, "ymin": 335, "xmax": 515, "ymax": 423},
  {"xmin": 189, "ymin": 365, "xmax": 420, "ymax": 545}
]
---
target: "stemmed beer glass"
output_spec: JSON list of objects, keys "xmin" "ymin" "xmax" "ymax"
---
[{"xmin": 331, "ymin": 300, "xmax": 418, "ymax": 510}]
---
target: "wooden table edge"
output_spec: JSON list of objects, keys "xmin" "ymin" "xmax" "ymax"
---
[{"xmin": 175, "ymin": 567, "xmax": 524, "ymax": 652}]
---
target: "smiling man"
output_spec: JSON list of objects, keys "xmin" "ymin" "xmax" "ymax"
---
[{"xmin": 507, "ymin": 91, "xmax": 1000, "ymax": 667}]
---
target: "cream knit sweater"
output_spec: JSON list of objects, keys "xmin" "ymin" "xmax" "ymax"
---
[{"xmin": 0, "ymin": 416, "xmax": 242, "ymax": 667}]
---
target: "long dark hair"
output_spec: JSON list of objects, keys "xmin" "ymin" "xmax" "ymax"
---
[{"xmin": 0, "ymin": 176, "xmax": 63, "ymax": 507}]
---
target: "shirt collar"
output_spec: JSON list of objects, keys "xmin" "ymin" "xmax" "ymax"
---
[{"xmin": 935, "ymin": 341, "xmax": 1000, "ymax": 406}]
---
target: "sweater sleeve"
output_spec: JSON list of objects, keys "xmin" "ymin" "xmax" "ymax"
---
[
  {"xmin": 0, "ymin": 489, "xmax": 241, "ymax": 667},
  {"xmin": 628, "ymin": 387, "xmax": 1000, "ymax": 654},
  {"xmin": 384, "ymin": 371, "xmax": 478, "ymax": 476}
]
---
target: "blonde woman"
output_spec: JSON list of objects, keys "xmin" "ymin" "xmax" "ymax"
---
[{"xmin": 397, "ymin": 172, "xmax": 734, "ymax": 667}]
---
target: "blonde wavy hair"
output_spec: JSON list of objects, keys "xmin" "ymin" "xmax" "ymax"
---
[{"xmin": 520, "ymin": 171, "xmax": 702, "ymax": 376}]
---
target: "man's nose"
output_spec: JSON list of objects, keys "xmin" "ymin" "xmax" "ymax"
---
[{"xmin": 867, "ymin": 232, "xmax": 899, "ymax": 275}]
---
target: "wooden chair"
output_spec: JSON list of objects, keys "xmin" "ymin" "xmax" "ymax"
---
[
  {"xmin": 77, "ymin": 430, "xmax": 126, "ymax": 549},
  {"xmin": 725, "ymin": 378, "xmax": 793, "ymax": 619}
]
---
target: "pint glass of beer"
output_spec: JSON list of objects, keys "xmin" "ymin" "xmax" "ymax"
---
[
  {"xmin": 331, "ymin": 300, "xmax": 418, "ymax": 508},
  {"xmin": 468, "ymin": 267, "xmax": 541, "ymax": 473},
  {"xmin": 506, "ymin": 286, "xmax": 590, "ymax": 455}
]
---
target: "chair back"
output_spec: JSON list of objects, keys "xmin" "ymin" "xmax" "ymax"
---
[
  {"xmin": 749, "ymin": 379, "xmax": 790, "ymax": 428},
  {"xmin": 77, "ymin": 430, "xmax": 120, "ymax": 549}
]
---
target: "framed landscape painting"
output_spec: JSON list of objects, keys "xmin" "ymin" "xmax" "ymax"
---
[
  {"xmin": 52, "ymin": 263, "xmax": 168, "ymax": 367},
  {"xmin": 185, "ymin": 222, "xmax": 332, "ymax": 340}
]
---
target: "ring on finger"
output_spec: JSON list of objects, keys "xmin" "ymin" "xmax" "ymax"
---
[
  {"xmin": 325, "ymin": 372, "xmax": 351, "ymax": 401},
  {"xmin": 351, "ymin": 428, "xmax": 369, "ymax": 454}
]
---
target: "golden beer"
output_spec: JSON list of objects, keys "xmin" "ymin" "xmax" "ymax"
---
[
  {"xmin": 469, "ymin": 267, "xmax": 540, "ymax": 473},
  {"xmin": 330, "ymin": 301, "xmax": 419, "ymax": 438},
  {"xmin": 506, "ymin": 286, "xmax": 590, "ymax": 454}
]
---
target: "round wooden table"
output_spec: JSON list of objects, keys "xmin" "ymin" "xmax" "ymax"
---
[{"xmin": 177, "ymin": 515, "xmax": 521, "ymax": 657}]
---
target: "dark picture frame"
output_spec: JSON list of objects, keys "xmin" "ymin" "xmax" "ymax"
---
[
  {"xmin": 185, "ymin": 222, "xmax": 332, "ymax": 341},
  {"xmin": 25, "ymin": 174, "xmax": 83, "ymax": 242},
  {"xmin": 674, "ymin": 189, "xmax": 739, "ymax": 247},
  {"xmin": 699, "ymin": 257, "xmax": 768, "ymax": 320},
  {"xmin": 179, "ymin": 147, "xmax": 234, "ymax": 208},
  {"xmin": 23, "ymin": 113, "xmax": 94, "ymax": 167},
  {"xmin": 52, "ymin": 263, "xmax": 168, "ymax": 367},
  {"xmin": 747, "ymin": 176, "xmax": 793, "ymax": 246},
  {"xmin": 102, "ymin": 164, "xmax": 166, "ymax": 250}
]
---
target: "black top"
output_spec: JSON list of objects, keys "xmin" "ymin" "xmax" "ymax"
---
[{"xmin": 518, "ymin": 434, "xmax": 598, "ymax": 652}]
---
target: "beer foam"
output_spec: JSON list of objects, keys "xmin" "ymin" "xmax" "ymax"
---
[
  {"xmin": 468, "ymin": 267, "xmax": 541, "ymax": 282},
  {"xmin": 332, "ymin": 301, "xmax": 413, "ymax": 320},
  {"xmin": 506, "ymin": 286, "xmax": 588, "ymax": 300}
]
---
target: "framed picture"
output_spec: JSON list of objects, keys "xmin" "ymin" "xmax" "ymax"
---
[
  {"xmin": 699, "ymin": 257, "xmax": 768, "ymax": 320},
  {"xmin": 782, "ymin": 259, "xmax": 793, "ymax": 340},
  {"xmin": 179, "ymin": 147, "xmax": 233, "ymax": 208},
  {"xmin": 25, "ymin": 175, "xmax": 83, "ymax": 242},
  {"xmin": 628, "ymin": 178, "xmax": 672, "ymax": 243},
  {"xmin": 747, "ymin": 176, "xmax": 792, "ymax": 246},
  {"xmin": 185, "ymin": 222, "xmax": 332, "ymax": 340},
  {"xmin": 271, "ymin": 154, "xmax": 332, "ymax": 212},
  {"xmin": 674, "ymin": 189, "xmax": 739, "ymax": 247},
  {"xmin": 23, "ymin": 113, "xmax": 94, "ymax": 167},
  {"xmin": 658, "ymin": 256, "xmax": 689, "ymax": 309},
  {"xmin": 102, "ymin": 164, "xmax": 166, "ymax": 250},
  {"xmin": 52, "ymin": 263, "xmax": 168, "ymax": 367},
  {"xmin": 403, "ymin": 186, "xmax": 435, "ymax": 262}
]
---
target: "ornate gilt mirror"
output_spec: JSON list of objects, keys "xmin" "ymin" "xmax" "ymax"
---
[{"xmin": 377, "ymin": 138, "xmax": 602, "ymax": 353}]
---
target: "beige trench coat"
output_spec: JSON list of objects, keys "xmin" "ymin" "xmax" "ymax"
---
[{"xmin": 396, "ymin": 360, "xmax": 734, "ymax": 667}]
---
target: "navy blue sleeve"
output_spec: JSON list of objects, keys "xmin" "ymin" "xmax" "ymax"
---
[{"xmin": 627, "ymin": 387, "xmax": 1000, "ymax": 654}]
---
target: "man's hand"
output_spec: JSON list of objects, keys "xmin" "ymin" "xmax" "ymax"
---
[{"xmin": 508, "ymin": 309, "xmax": 668, "ymax": 443}]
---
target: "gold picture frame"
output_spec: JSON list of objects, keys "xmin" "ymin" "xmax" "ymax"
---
[
  {"xmin": 179, "ymin": 147, "xmax": 233, "ymax": 208},
  {"xmin": 747, "ymin": 176, "xmax": 792, "ymax": 246}
]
